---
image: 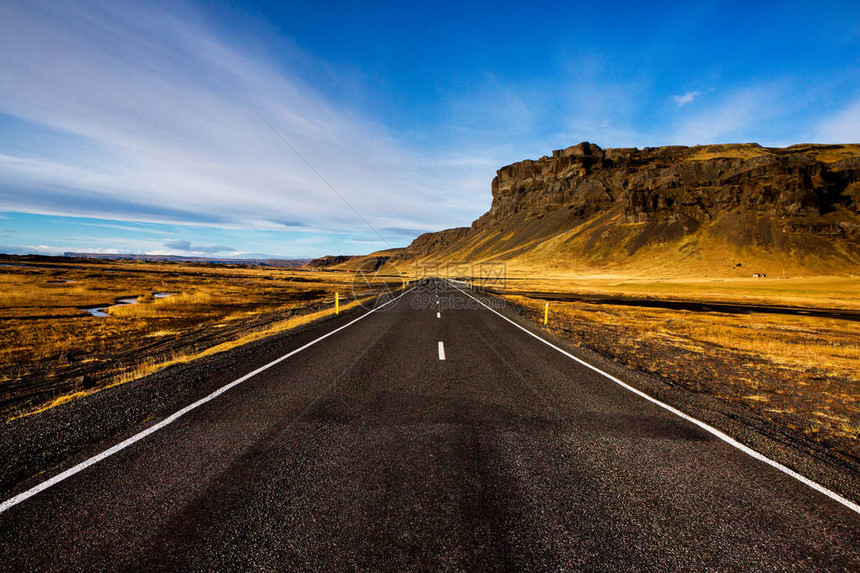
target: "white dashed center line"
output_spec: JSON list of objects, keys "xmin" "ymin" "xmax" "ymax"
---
[{"xmin": 438, "ymin": 341, "xmax": 446, "ymax": 360}]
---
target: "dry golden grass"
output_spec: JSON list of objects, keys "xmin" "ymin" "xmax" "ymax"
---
[
  {"xmin": 791, "ymin": 145, "xmax": 860, "ymax": 164},
  {"xmin": 0, "ymin": 262, "xmax": 360, "ymax": 361},
  {"xmin": 107, "ymin": 290, "xmax": 217, "ymax": 318},
  {"xmin": 694, "ymin": 322, "xmax": 860, "ymax": 378},
  {"xmin": 685, "ymin": 144, "xmax": 860, "ymax": 163},
  {"xmin": 109, "ymin": 295, "xmax": 373, "ymax": 385},
  {"xmin": 20, "ymin": 390, "xmax": 93, "ymax": 418},
  {"xmin": 505, "ymin": 293, "xmax": 860, "ymax": 449},
  {"xmin": 1, "ymin": 259, "xmax": 400, "ymax": 419},
  {"xmin": 532, "ymin": 300, "xmax": 860, "ymax": 379},
  {"xmin": 686, "ymin": 145, "xmax": 770, "ymax": 161},
  {"xmin": 476, "ymin": 275, "xmax": 860, "ymax": 311},
  {"xmin": 9, "ymin": 293, "xmax": 379, "ymax": 422}
]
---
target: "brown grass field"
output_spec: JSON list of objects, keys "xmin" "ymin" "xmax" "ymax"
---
[
  {"xmin": 496, "ymin": 284, "xmax": 859, "ymax": 464},
  {"xmin": 470, "ymin": 273, "xmax": 860, "ymax": 309},
  {"xmin": 0, "ymin": 258, "xmax": 404, "ymax": 419}
]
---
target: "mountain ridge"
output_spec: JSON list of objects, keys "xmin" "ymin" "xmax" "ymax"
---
[{"xmin": 399, "ymin": 142, "xmax": 860, "ymax": 276}]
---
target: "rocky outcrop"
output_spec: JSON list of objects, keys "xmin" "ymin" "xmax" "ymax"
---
[
  {"xmin": 401, "ymin": 142, "xmax": 860, "ymax": 273},
  {"xmin": 307, "ymin": 255, "xmax": 356, "ymax": 268},
  {"xmin": 475, "ymin": 143, "xmax": 859, "ymax": 231},
  {"xmin": 407, "ymin": 227, "xmax": 471, "ymax": 255},
  {"xmin": 308, "ymin": 250, "xmax": 404, "ymax": 272}
]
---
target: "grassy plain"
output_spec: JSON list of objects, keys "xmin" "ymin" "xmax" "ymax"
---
[
  {"xmin": 484, "ymin": 274, "xmax": 860, "ymax": 310},
  {"xmin": 0, "ymin": 258, "xmax": 402, "ymax": 419}
]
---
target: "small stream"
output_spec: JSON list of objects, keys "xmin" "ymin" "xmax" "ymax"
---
[{"xmin": 80, "ymin": 292, "xmax": 176, "ymax": 317}]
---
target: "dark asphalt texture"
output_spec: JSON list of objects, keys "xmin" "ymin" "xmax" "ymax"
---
[{"xmin": 0, "ymin": 279, "xmax": 858, "ymax": 571}]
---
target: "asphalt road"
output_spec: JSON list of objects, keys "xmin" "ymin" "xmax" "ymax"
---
[{"xmin": 0, "ymin": 279, "xmax": 858, "ymax": 571}]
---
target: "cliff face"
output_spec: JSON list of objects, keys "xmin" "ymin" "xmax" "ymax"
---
[
  {"xmin": 480, "ymin": 142, "xmax": 859, "ymax": 234},
  {"xmin": 405, "ymin": 227, "xmax": 471, "ymax": 256},
  {"xmin": 402, "ymin": 142, "xmax": 860, "ymax": 275},
  {"xmin": 307, "ymin": 249, "xmax": 405, "ymax": 272},
  {"xmin": 307, "ymin": 255, "xmax": 356, "ymax": 268}
]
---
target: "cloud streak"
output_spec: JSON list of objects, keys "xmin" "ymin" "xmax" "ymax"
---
[
  {"xmin": 815, "ymin": 99, "xmax": 860, "ymax": 143},
  {"xmin": 667, "ymin": 85, "xmax": 789, "ymax": 146},
  {"xmin": 0, "ymin": 0, "xmax": 482, "ymax": 245},
  {"xmin": 673, "ymin": 91, "xmax": 699, "ymax": 106},
  {"xmin": 163, "ymin": 239, "xmax": 235, "ymax": 254}
]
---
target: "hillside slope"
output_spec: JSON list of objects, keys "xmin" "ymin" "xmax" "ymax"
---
[
  {"xmin": 308, "ymin": 249, "xmax": 404, "ymax": 273},
  {"xmin": 401, "ymin": 143, "xmax": 860, "ymax": 277}
]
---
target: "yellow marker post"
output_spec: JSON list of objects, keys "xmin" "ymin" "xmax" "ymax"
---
[
  {"xmin": 544, "ymin": 302, "xmax": 549, "ymax": 325},
  {"xmin": 335, "ymin": 292, "xmax": 339, "ymax": 314}
]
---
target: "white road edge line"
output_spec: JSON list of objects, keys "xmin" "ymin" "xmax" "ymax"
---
[
  {"xmin": 449, "ymin": 280, "xmax": 860, "ymax": 516},
  {"xmin": 438, "ymin": 341, "xmax": 446, "ymax": 360},
  {"xmin": 0, "ymin": 286, "xmax": 418, "ymax": 515}
]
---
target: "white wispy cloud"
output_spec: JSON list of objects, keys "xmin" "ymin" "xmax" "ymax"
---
[
  {"xmin": 162, "ymin": 239, "xmax": 236, "ymax": 255},
  {"xmin": 814, "ymin": 99, "xmax": 860, "ymax": 143},
  {"xmin": 673, "ymin": 91, "xmax": 699, "ymax": 106},
  {"xmin": 666, "ymin": 85, "xmax": 788, "ymax": 145},
  {"xmin": 0, "ymin": 0, "xmax": 484, "ymax": 244}
]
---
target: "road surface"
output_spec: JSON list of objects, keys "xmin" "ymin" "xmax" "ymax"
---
[{"xmin": 0, "ymin": 279, "xmax": 857, "ymax": 570}]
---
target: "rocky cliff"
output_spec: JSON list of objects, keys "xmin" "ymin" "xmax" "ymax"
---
[
  {"xmin": 307, "ymin": 255, "xmax": 357, "ymax": 268},
  {"xmin": 403, "ymin": 142, "xmax": 860, "ymax": 275},
  {"xmin": 307, "ymin": 249, "xmax": 404, "ymax": 272}
]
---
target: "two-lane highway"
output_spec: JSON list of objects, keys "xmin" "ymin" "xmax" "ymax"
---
[{"xmin": 0, "ymin": 279, "xmax": 858, "ymax": 570}]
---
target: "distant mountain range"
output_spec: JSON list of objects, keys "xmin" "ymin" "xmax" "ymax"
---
[{"xmin": 62, "ymin": 252, "xmax": 311, "ymax": 267}]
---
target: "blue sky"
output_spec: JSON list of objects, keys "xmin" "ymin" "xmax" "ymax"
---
[{"xmin": 1, "ymin": 0, "xmax": 859, "ymax": 258}]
